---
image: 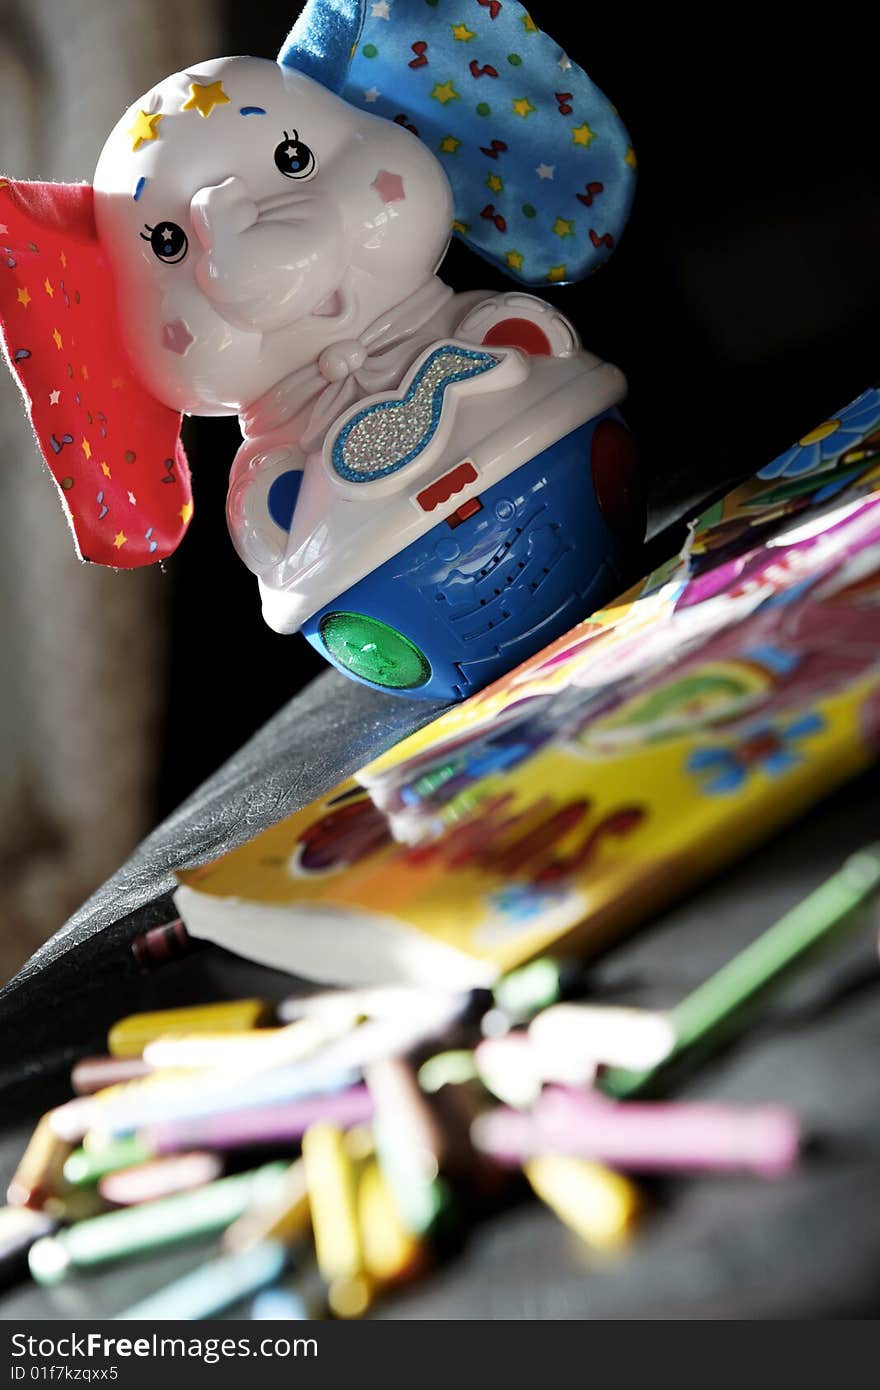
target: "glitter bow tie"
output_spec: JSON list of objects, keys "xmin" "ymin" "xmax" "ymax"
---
[{"xmin": 241, "ymin": 279, "xmax": 455, "ymax": 452}]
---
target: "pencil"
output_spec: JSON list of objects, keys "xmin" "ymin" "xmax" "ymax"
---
[{"xmin": 602, "ymin": 844, "xmax": 880, "ymax": 1098}]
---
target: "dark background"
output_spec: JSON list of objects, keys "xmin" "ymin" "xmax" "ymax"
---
[{"xmin": 158, "ymin": 2, "xmax": 880, "ymax": 815}]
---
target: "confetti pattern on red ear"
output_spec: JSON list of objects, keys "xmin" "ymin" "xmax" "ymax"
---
[{"xmin": 0, "ymin": 178, "xmax": 192, "ymax": 567}]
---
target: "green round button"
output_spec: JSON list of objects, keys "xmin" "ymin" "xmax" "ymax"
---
[{"xmin": 319, "ymin": 612, "xmax": 431, "ymax": 690}]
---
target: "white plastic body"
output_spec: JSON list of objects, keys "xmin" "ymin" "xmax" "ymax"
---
[{"xmin": 258, "ymin": 337, "xmax": 625, "ymax": 634}]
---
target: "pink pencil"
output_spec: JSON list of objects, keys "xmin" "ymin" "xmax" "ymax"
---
[
  {"xmin": 142, "ymin": 1084, "xmax": 373, "ymax": 1154},
  {"xmin": 471, "ymin": 1087, "xmax": 800, "ymax": 1177}
]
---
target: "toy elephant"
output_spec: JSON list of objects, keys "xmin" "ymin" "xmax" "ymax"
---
[{"xmin": 0, "ymin": 0, "xmax": 641, "ymax": 701}]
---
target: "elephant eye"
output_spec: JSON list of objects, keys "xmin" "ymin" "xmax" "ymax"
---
[
  {"xmin": 274, "ymin": 130, "xmax": 317, "ymax": 181},
  {"xmin": 139, "ymin": 221, "xmax": 188, "ymax": 264}
]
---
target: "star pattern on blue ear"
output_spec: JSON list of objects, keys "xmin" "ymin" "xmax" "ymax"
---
[{"xmin": 280, "ymin": 0, "xmax": 636, "ymax": 287}]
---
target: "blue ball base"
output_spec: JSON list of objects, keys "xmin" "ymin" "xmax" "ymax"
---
[{"xmin": 302, "ymin": 411, "xmax": 643, "ymax": 702}]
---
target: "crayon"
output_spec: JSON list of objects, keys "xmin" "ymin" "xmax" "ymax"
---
[
  {"xmin": 223, "ymin": 1159, "xmax": 310, "ymax": 1254},
  {"xmin": 367, "ymin": 1058, "xmax": 450, "ymax": 1172},
  {"xmin": 40, "ymin": 1189, "xmax": 108, "ymax": 1224},
  {"xmin": 130, "ymin": 918, "xmax": 196, "ymax": 971},
  {"xmin": 64, "ymin": 1135, "xmax": 153, "ymax": 1188},
  {"xmin": 0, "ymin": 1206, "xmax": 56, "ymax": 1288},
  {"xmin": 27, "ymin": 1162, "xmax": 288, "ymax": 1284},
  {"xmin": 71, "ymin": 1056, "xmax": 155, "ymax": 1095},
  {"xmin": 141, "ymin": 1016, "xmax": 344, "ymax": 1070},
  {"xmin": 7, "ymin": 1114, "xmax": 73, "ymax": 1210},
  {"xmin": 472, "ymin": 1090, "xmax": 801, "ymax": 1176},
  {"xmin": 144, "ymin": 1086, "xmax": 374, "ymax": 1155},
  {"xmin": 602, "ymin": 844, "xmax": 880, "ymax": 1098},
  {"xmin": 357, "ymin": 1157, "xmax": 425, "ymax": 1286},
  {"xmin": 417, "ymin": 1051, "xmax": 479, "ymax": 1093},
  {"xmin": 343, "ymin": 1125, "xmax": 376, "ymax": 1165},
  {"xmin": 529, "ymin": 1004, "xmax": 676, "ymax": 1075},
  {"xmin": 117, "ymin": 1240, "xmax": 286, "ymax": 1320},
  {"xmin": 301, "ymin": 1123, "xmax": 372, "ymax": 1319},
  {"xmin": 523, "ymin": 1155, "xmax": 641, "ymax": 1250},
  {"xmin": 367, "ymin": 1063, "xmax": 456, "ymax": 1241},
  {"xmin": 99, "ymin": 1152, "xmax": 223, "ymax": 1206},
  {"xmin": 491, "ymin": 958, "xmax": 585, "ymax": 1026},
  {"xmin": 108, "ymin": 998, "xmax": 274, "ymax": 1057},
  {"xmin": 79, "ymin": 1062, "xmax": 359, "ymax": 1140},
  {"xmin": 479, "ymin": 1007, "xmax": 515, "ymax": 1039},
  {"xmin": 51, "ymin": 1067, "xmax": 207, "ymax": 1144},
  {"xmin": 251, "ymin": 1287, "xmax": 310, "ymax": 1320},
  {"xmin": 473, "ymin": 1034, "xmax": 543, "ymax": 1108},
  {"xmin": 278, "ymin": 986, "xmax": 477, "ymax": 1027}
]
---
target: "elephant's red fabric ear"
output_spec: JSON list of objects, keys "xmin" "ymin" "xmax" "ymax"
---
[{"xmin": 0, "ymin": 178, "xmax": 192, "ymax": 567}]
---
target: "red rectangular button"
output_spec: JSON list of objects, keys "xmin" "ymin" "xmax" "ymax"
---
[{"xmin": 447, "ymin": 497, "xmax": 483, "ymax": 529}]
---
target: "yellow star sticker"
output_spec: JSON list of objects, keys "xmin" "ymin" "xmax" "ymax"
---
[
  {"xmin": 52, "ymin": 327, "xmax": 63, "ymax": 350},
  {"xmin": 505, "ymin": 249, "xmax": 524, "ymax": 271},
  {"xmin": 182, "ymin": 79, "xmax": 230, "ymax": 119},
  {"xmin": 553, "ymin": 217, "xmax": 575, "ymax": 238},
  {"xmin": 16, "ymin": 286, "xmax": 30, "ymax": 308},
  {"xmin": 521, "ymin": 11, "xmax": 539, "ymax": 31},
  {"xmin": 571, "ymin": 123, "xmax": 595, "ymax": 147},
  {"xmin": 432, "ymin": 80, "xmax": 459, "ymax": 106},
  {"xmin": 179, "ymin": 500, "xmax": 194, "ymax": 525},
  {"xmin": 546, "ymin": 264, "xmax": 567, "ymax": 282},
  {"xmin": 128, "ymin": 109, "xmax": 164, "ymax": 151},
  {"xmin": 44, "ymin": 277, "xmax": 54, "ymax": 297},
  {"xmin": 451, "ymin": 23, "xmax": 475, "ymax": 41},
  {"xmin": 452, "ymin": 218, "xmax": 470, "ymax": 234},
  {"xmin": 486, "ymin": 172, "xmax": 504, "ymax": 194},
  {"xmin": 439, "ymin": 135, "xmax": 461, "ymax": 154},
  {"xmin": 81, "ymin": 438, "xmax": 91, "ymax": 460},
  {"xmin": 113, "ymin": 531, "xmax": 128, "ymax": 550},
  {"xmin": 100, "ymin": 461, "xmax": 112, "ymax": 478},
  {"xmin": 512, "ymin": 97, "xmax": 536, "ymax": 118},
  {"xmin": 625, "ymin": 146, "xmax": 638, "ymax": 169}
]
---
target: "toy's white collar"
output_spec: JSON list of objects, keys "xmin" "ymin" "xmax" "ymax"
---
[{"xmin": 240, "ymin": 277, "xmax": 454, "ymax": 452}]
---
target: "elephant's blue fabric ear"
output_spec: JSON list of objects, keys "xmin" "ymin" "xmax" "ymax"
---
[{"xmin": 279, "ymin": 0, "xmax": 636, "ymax": 287}]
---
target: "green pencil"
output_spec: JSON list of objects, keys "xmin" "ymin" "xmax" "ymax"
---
[
  {"xmin": 28, "ymin": 1162, "xmax": 288, "ymax": 1284},
  {"xmin": 601, "ymin": 844, "xmax": 880, "ymax": 1099}
]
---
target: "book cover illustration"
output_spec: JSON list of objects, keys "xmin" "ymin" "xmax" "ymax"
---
[{"xmin": 175, "ymin": 388, "xmax": 880, "ymax": 986}]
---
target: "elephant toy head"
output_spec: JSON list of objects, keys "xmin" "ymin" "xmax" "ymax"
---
[{"xmin": 93, "ymin": 54, "xmax": 454, "ymax": 417}]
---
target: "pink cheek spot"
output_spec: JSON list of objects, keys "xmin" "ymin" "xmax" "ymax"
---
[
  {"xmin": 161, "ymin": 318, "xmax": 194, "ymax": 355},
  {"xmin": 371, "ymin": 169, "xmax": 406, "ymax": 204}
]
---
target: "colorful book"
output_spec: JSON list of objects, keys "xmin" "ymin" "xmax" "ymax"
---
[{"xmin": 174, "ymin": 388, "xmax": 880, "ymax": 987}]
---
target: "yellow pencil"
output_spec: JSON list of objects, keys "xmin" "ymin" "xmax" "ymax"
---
[
  {"xmin": 301, "ymin": 1122, "xmax": 372, "ymax": 1319},
  {"xmin": 357, "ymin": 1157, "xmax": 426, "ymax": 1287},
  {"xmin": 7, "ymin": 1114, "xmax": 73, "ymax": 1211},
  {"xmin": 108, "ymin": 999, "xmax": 274, "ymax": 1057},
  {"xmin": 523, "ymin": 1155, "xmax": 641, "ymax": 1250}
]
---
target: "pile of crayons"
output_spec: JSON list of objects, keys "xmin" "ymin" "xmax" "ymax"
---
[{"xmin": 2, "ymin": 844, "xmax": 878, "ymax": 1319}]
